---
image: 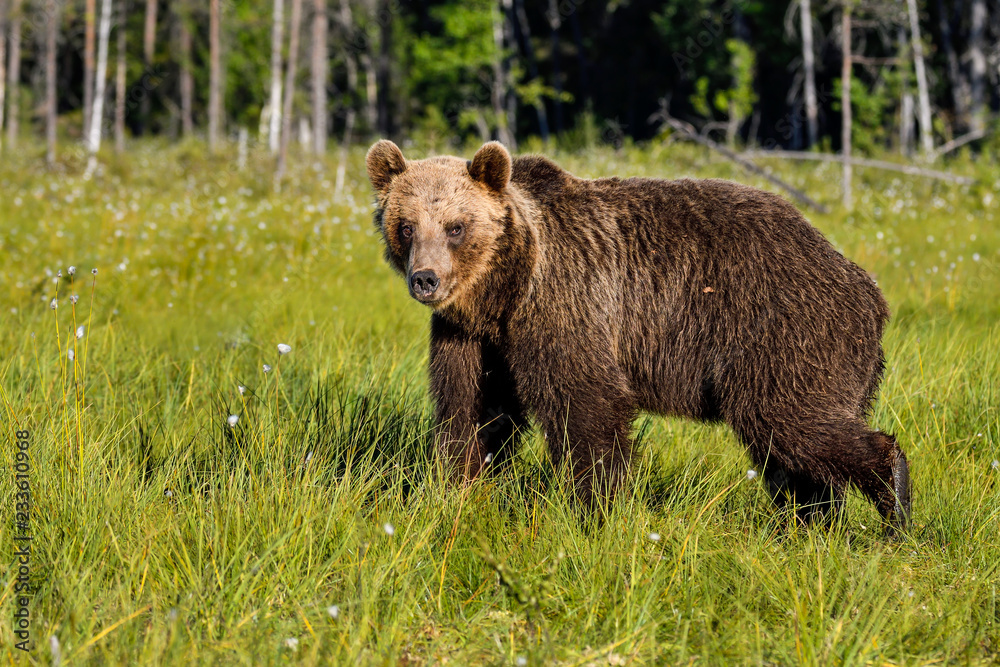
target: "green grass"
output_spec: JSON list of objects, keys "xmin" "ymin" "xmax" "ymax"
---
[{"xmin": 1, "ymin": 140, "xmax": 998, "ymax": 665}]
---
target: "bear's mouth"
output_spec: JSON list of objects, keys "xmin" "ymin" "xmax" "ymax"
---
[{"xmin": 409, "ymin": 285, "xmax": 451, "ymax": 306}]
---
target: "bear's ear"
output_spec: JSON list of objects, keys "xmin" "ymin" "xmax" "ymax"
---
[
  {"xmin": 468, "ymin": 141, "xmax": 511, "ymax": 193},
  {"xmin": 366, "ymin": 140, "xmax": 407, "ymax": 194}
]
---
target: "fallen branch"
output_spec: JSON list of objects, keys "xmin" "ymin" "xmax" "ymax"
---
[
  {"xmin": 932, "ymin": 129, "xmax": 987, "ymax": 159},
  {"xmin": 744, "ymin": 150, "xmax": 975, "ymax": 185},
  {"xmin": 660, "ymin": 117, "xmax": 831, "ymax": 214}
]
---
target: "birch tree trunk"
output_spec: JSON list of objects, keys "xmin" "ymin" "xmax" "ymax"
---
[
  {"xmin": 490, "ymin": 2, "xmax": 512, "ymax": 147},
  {"xmin": 376, "ymin": 0, "xmax": 391, "ymax": 137},
  {"xmin": 178, "ymin": 1, "xmax": 193, "ymax": 137},
  {"xmin": 83, "ymin": 0, "xmax": 95, "ymax": 135},
  {"xmin": 45, "ymin": 0, "xmax": 60, "ymax": 167},
  {"xmin": 361, "ymin": 53, "xmax": 377, "ymax": 132},
  {"xmin": 310, "ymin": 0, "xmax": 326, "ymax": 155},
  {"xmin": 799, "ymin": 0, "xmax": 818, "ymax": 148},
  {"xmin": 86, "ymin": 0, "xmax": 112, "ymax": 174},
  {"xmin": 905, "ymin": 0, "xmax": 933, "ymax": 157},
  {"xmin": 897, "ymin": 27, "xmax": 913, "ymax": 156},
  {"xmin": 5, "ymin": 0, "xmax": 19, "ymax": 147},
  {"xmin": 268, "ymin": 0, "xmax": 284, "ymax": 153},
  {"xmin": 114, "ymin": 0, "xmax": 125, "ymax": 152},
  {"xmin": 276, "ymin": 0, "xmax": 302, "ymax": 181},
  {"xmin": 967, "ymin": 0, "xmax": 987, "ymax": 133},
  {"xmin": 141, "ymin": 0, "xmax": 157, "ymax": 133},
  {"xmin": 208, "ymin": 0, "xmax": 221, "ymax": 152},
  {"xmin": 0, "ymin": 0, "xmax": 7, "ymax": 151},
  {"xmin": 840, "ymin": 3, "xmax": 852, "ymax": 210},
  {"xmin": 335, "ymin": 0, "xmax": 356, "ymax": 196},
  {"xmin": 501, "ymin": 0, "xmax": 516, "ymax": 150}
]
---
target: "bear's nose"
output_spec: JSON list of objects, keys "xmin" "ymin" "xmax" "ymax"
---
[{"xmin": 410, "ymin": 270, "xmax": 440, "ymax": 299}]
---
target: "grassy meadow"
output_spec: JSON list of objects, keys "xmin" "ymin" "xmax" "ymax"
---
[{"xmin": 1, "ymin": 139, "xmax": 999, "ymax": 665}]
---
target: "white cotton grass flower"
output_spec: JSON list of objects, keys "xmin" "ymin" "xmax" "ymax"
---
[
  {"xmin": 263, "ymin": 364, "xmax": 272, "ymax": 373},
  {"xmin": 67, "ymin": 266, "xmax": 76, "ymax": 276},
  {"xmin": 483, "ymin": 452, "xmax": 493, "ymax": 464},
  {"xmin": 76, "ymin": 325, "xmax": 85, "ymax": 339},
  {"xmin": 648, "ymin": 532, "xmax": 661, "ymax": 542},
  {"xmin": 383, "ymin": 522, "xmax": 395, "ymax": 536},
  {"xmin": 70, "ymin": 294, "xmax": 79, "ymax": 304},
  {"xmin": 227, "ymin": 414, "xmax": 239, "ymax": 428},
  {"xmin": 992, "ymin": 460, "xmax": 999, "ymax": 471},
  {"xmin": 746, "ymin": 469, "xmax": 758, "ymax": 480},
  {"xmin": 50, "ymin": 298, "xmax": 58, "ymax": 310},
  {"xmin": 284, "ymin": 637, "xmax": 299, "ymax": 651},
  {"xmin": 67, "ymin": 350, "xmax": 75, "ymax": 361},
  {"xmin": 516, "ymin": 657, "xmax": 527, "ymax": 667},
  {"xmin": 91, "ymin": 268, "xmax": 98, "ymax": 275},
  {"xmin": 327, "ymin": 605, "xmax": 340, "ymax": 619},
  {"xmin": 238, "ymin": 385, "xmax": 246, "ymax": 395},
  {"xmin": 50, "ymin": 635, "xmax": 61, "ymax": 665},
  {"xmin": 277, "ymin": 343, "xmax": 291, "ymax": 355}
]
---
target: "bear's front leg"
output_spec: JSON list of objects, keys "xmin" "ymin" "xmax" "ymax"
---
[
  {"xmin": 430, "ymin": 314, "xmax": 526, "ymax": 481},
  {"xmin": 526, "ymin": 368, "xmax": 636, "ymax": 508}
]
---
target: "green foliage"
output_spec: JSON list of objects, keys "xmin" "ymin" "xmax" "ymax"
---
[
  {"xmin": 835, "ymin": 73, "xmax": 902, "ymax": 154},
  {"xmin": 0, "ymin": 142, "xmax": 998, "ymax": 664},
  {"xmin": 407, "ymin": 0, "xmax": 499, "ymax": 137}
]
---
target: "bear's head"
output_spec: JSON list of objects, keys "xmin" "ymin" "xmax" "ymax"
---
[{"xmin": 366, "ymin": 140, "xmax": 512, "ymax": 308}]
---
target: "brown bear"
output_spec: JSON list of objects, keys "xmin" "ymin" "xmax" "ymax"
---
[{"xmin": 366, "ymin": 139, "xmax": 911, "ymax": 530}]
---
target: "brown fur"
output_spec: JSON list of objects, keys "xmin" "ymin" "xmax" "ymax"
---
[{"xmin": 366, "ymin": 140, "xmax": 911, "ymax": 529}]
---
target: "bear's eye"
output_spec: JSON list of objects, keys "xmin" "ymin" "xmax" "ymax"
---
[
  {"xmin": 448, "ymin": 225, "xmax": 464, "ymax": 238},
  {"xmin": 400, "ymin": 225, "xmax": 413, "ymax": 240}
]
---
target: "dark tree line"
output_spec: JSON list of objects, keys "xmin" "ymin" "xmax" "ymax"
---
[{"xmin": 0, "ymin": 0, "xmax": 997, "ymax": 163}]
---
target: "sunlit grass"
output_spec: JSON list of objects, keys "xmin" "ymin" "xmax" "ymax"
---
[{"xmin": 1, "ymin": 140, "xmax": 998, "ymax": 664}]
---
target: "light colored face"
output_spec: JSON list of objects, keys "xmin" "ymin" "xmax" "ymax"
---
[{"xmin": 366, "ymin": 141, "xmax": 512, "ymax": 308}]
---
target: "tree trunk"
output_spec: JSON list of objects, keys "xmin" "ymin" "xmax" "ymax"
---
[
  {"xmin": 114, "ymin": 0, "xmax": 125, "ymax": 152},
  {"xmin": 800, "ymin": 0, "xmax": 818, "ymax": 148},
  {"xmin": 45, "ymin": 0, "xmax": 60, "ymax": 167},
  {"xmin": 311, "ymin": 0, "xmax": 326, "ymax": 155},
  {"xmin": 512, "ymin": 0, "xmax": 548, "ymax": 143},
  {"xmin": 906, "ymin": 0, "xmax": 933, "ymax": 157},
  {"xmin": 335, "ymin": 0, "xmax": 356, "ymax": 196},
  {"xmin": 83, "ymin": 0, "xmax": 95, "ymax": 136},
  {"xmin": 967, "ymin": 0, "xmax": 986, "ymax": 133},
  {"xmin": 140, "ymin": 0, "xmax": 156, "ymax": 133},
  {"xmin": 276, "ymin": 0, "xmax": 302, "ymax": 181},
  {"xmin": 268, "ymin": 0, "xmax": 284, "ymax": 153},
  {"xmin": 897, "ymin": 27, "xmax": 913, "ymax": 156},
  {"xmin": 208, "ymin": 0, "xmax": 221, "ymax": 152},
  {"xmin": 936, "ymin": 0, "xmax": 969, "ymax": 132},
  {"xmin": 491, "ymin": 1, "xmax": 512, "ymax": 147},
  {"xmin": 86, "ymin": 0, "xmax": 112, "ymax": 174},
  {"xmin": 502, "ymin": 0, "xmax": 517, "ymax": 150},
  {"xmin": 376, "ymin": 0, "xmax": 391, "ymax": 137},
  {"xmin": 178, "ymin": 2, "xmax": 192, "ymax": 137},
  {"xmin": 547, "ymin": 0, "xmax": 563, "ymax": 135},
  {"xmin": 361, "ymin": 53, "xmax": 377, "ymax": 133},
  {"xmin": 840, "ymin": 3, "xmax": 852, "ymax": 210},
  {"xmin": 0, "ymin": 0, "xmax": 7, "ymax": 152},
  {"xmin": 5, "ymin": 0, "xmax": 19, "ymax": 147}
]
